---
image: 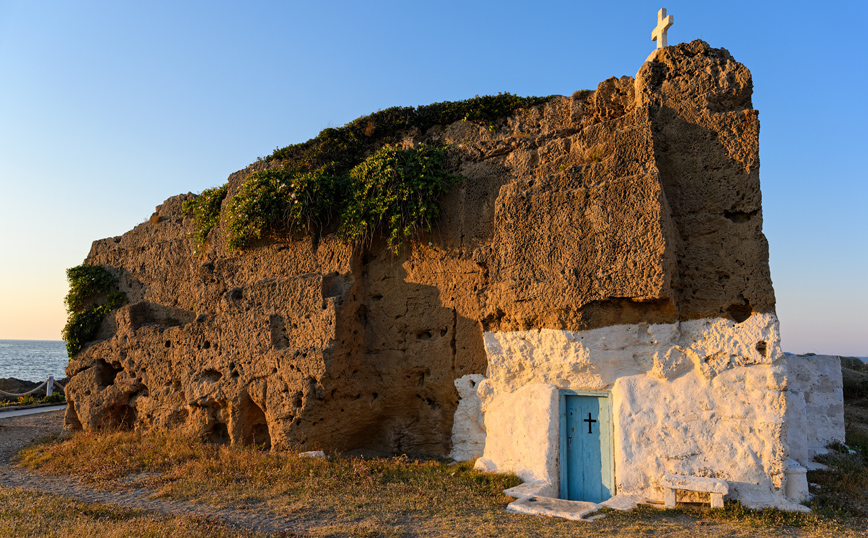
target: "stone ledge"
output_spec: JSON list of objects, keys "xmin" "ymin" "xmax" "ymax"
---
[
  {"xmin": 662, "ymin": 473, "xmax": 728, "ymax": 509},
  {"xmin": 507, "ymin": 496, "xmax": 600, "ymax": 521},
  {"xmin": 661, "ymin": 473, "xmax": 728, "ymax": 494},
  {"xmin": 504, "ymin": 491, "xmax": 647, "ymax": 521}
]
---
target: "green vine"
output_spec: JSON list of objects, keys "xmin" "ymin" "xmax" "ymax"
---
[
  {"xmin": 62, "ymin": 265, "xmax": 128, "ymax": 357},
  {"xmin": 181, "ymin": 184, "xmax": 228, "ymax": 245}
]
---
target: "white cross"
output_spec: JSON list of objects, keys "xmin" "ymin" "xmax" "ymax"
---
[{"xmin": 652, "ymin": 8, "xmax": 674, "ymax": 49}]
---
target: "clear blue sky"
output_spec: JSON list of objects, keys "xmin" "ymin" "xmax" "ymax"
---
[{"xmin": 0, "ymin": 1, "xmax": 865, "ymax": 356}]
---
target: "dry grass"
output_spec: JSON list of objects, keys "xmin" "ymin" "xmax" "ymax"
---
[
  {"xmin": 17, "ymin": 429, "xmax": 214, "ymax": 483},
  {"xmin": 0, "ymin": 488, "xmax": 263, "ymax": 538},
  {"xmin": 804, "ymin": 410, "xmax": 868, "ymax": 519},
  {"xmin": 14, "ymin": 429, "xmax": 867, "ymax": 537}
]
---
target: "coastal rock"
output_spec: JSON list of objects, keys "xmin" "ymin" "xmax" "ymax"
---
[{"xmin": 64, "ymin": 40, "xmax": 776, "ymax": 457}]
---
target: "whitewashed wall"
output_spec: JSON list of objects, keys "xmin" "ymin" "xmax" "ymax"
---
[
  {"xmin": 455, "ymin": 313, "xmax": 802, "ymax": 508},
  {"xmin": 785, "ymin": 354, "xmax": 845, "ymax": 464}
]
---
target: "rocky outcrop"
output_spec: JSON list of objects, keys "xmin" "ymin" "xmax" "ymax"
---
[{"xmin": 65, "ymin": 40, "xmax": 775, "ymax": 456}]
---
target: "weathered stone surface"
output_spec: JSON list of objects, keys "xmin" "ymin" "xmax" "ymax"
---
[
  {"xmin": 65, "ymin": 40, "xmax": 777, "ymax": 459},
  {"xmin": 479, "ymin": 313, "xmax": 783, "ymax": 398},
  {"xmin": 449, "ymin": 374, "xmax": 486, "ymax": 461},
  {"xmin": 785, "ymin": 354, "xmax": 845, "ymax": 463},
  {"xmin": 506, "ymin": 495, "xmax": 600, "ymax": 521}
]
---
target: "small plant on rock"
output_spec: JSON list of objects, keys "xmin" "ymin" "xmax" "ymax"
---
[
  {"xmin": 62, "ymin": 265, "xmax": 129, "ymax": 357},
  {"xmin": 182, "ymin": 184, "xmax": 229, "ymax": 245},
  {"xmin": 339, "ymin": 144, "xmax": 461, "ymax": 251},
  {"xmin": 225, "ymin": 167, "xmax": 343, "ymax": 250}
]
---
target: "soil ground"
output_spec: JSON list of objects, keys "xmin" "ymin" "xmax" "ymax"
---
[{"xmin": 1, "ymin": 408, "xmax": 865, "ymax": 537}]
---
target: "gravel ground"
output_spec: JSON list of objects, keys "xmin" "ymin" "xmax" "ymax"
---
[
  {"xmin": 0, "ymin": 411, "xmax": 297, "ymax": 535},
  {"xmin": 0, "ymin": 408, "xmax": 65, "ymax": 463}
]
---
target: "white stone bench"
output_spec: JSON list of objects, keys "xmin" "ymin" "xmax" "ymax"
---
[{"xmin": 661, "ymin": 473, "xmax": 728, "ymax": 508}]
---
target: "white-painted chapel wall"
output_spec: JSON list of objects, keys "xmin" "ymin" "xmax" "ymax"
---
[{"xmin": 461, "ymin": 313, "xmax": 795, "ymax": 507}]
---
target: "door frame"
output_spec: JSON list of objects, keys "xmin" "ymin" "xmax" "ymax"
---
[{"xmin": 558, "ymin": 389, "xmax": 615, "ymax": 501}]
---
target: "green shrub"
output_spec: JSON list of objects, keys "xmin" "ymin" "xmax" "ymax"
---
[
  {"xmin": 181, "ymin": 184, "xmax": 228, "ymax": 245},
  {"xmin": 225, "ymin": 167, "xmax": 343, "ymax": 250},
  {"xmin": 339, "ymin": 144, "xmax": 460, "ymax": 251},
  {"xmin": 224, "ymin": 145, "xmax": 459, "ymax": 252},
  {"xmin": 188, "ymin": 92, "xmax": 553, "ymax": 252},
  {"xmin": 266, "ymin": 92, "xmax": 554, "ymax": 173},
  {"xmin": 62, "ymin": 266, "xmax": 128, "ymax": 357},
  {"xmin": 44, "ymin": 392, "xmax": 66, "ymax": 404},
  {"xmin": 64, "ymin": 265, "xmax": 118, "ymax": 313}
]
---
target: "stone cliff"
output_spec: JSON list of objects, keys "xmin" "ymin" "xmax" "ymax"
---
[{"xmin": 65, "ymin": 40, "xmax": 774, "ymax": 456}]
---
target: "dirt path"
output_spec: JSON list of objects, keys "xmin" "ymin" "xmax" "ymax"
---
[{"xmin": 0, "ymin": 411, "xmax": 297, "ymax": 535}]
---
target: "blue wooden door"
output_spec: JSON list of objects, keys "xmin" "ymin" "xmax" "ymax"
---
[{"xmin": 560, "ymin": 393, "xmax": 613, "ymax": 503}]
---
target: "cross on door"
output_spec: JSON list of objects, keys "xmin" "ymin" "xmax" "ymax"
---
[
  {"xmin": 652, "ymin": 8, "xmax": 674, "ymax": 49},
  {"xmin": 584, "ymin": 412, "xmax": 596, "ymax": 434}
]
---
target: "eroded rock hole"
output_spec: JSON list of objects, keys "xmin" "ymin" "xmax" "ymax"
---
[
  {"xmin": 724, "ymin": 209, "xmax": 758, "ymax": 223},
  {"xmin": 239, "ymin": 394, "xmax": 271, "ymax": 449},
  {"xmin": 207, "ymin": 422, "xmax": 230, "ymax": 444},
  {"xmin": 95, "ymin": 360, "xmax": 121, "ymax": 388},
  {"xmin": 65, "ymin": 401, "xmax": 83, "ymax": 431},
  {"xmin": 203, "ymin": 341, "xmax": 211, "ymax": 350},
  {"xmin": 269, "ymin": 314, "xmax": 289, "ymax": 349},
  {"xmin": 102, "ymin": 403, "xmax": 136, "ymax": 431},
  {"xmin": 227, "ymin": 287, "xmax": 243, "ymax": 303},
  {"xmin": 756, "ymin": 341, "xmax": 768, "ymax": 358},
  {"xmin": 726, "ymin": 302, "xmax": 753, "ymax": 323},
  {"xmin": 198, "ymin": 369, "xmax": 222, "ymax": 383},
  {"xmin": 165, "ymin": 340, "xmax": 172, "ymax": 348},
  {"xmin": 417, "ymin": 331, "xmax": 432, "ymax": 341}
]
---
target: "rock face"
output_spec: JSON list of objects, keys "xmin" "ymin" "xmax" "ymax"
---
[{"xmin": 65, "ymin": 41, "xmax": 775, "ymax": 464}]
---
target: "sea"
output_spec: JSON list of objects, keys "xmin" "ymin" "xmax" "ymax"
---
[{"xmin": 0, "ymin": 340, "xmax": 69, "ymax": 382}]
